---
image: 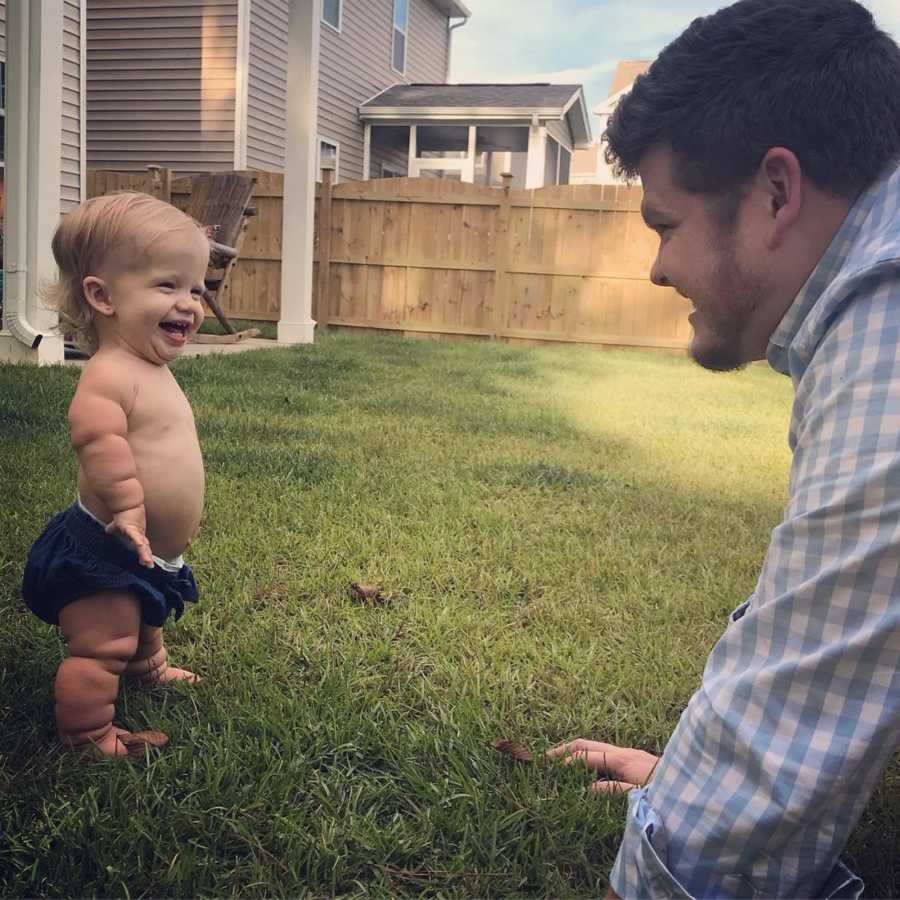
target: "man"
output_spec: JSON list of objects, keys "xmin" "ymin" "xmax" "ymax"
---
[{"xmin": 550, "ymin": 1, "xmax": 900, "ymax": 896}]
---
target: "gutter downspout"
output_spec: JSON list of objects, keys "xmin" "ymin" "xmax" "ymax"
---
[
  {"xmin": 446, "ymin": 15, "xmax": 470, "ymax": 82},
  {"xmin": 4, "ymin": 2, "xmax": 43, "ymax": 350},
  {"xmin": 2, "ymin": 0, "xmax": 63, "ymax": 357}
]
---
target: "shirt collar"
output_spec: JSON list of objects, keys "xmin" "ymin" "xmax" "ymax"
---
[{"xmin": 766, "ymin": 166, "xmax": 894, "ymax": 375}]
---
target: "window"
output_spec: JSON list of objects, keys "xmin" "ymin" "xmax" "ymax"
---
[
  {"xmin": 317, "ymin": 137, "xmax": 340, "ymax": 182},
  {"xmin": 381, "ymin": 163, "xmax": 405, "ymax": 178},
  {"xmin": 558, "ymin": 147, "xmax": 571, "ymax": 186},
  {"xmin": 544, "ymin": 137, "xmax": 560, "ymax": 186},
  {"xmin": 392, "ymin": 0, "xmax": 408, "ymax": 74},
  {"xmin": 543, "ymin": 136, "xmax": 572, "ymax": 186},
  {"xmin": 322, "ymin": 0, "xmax": 341, "ymax": 32}
]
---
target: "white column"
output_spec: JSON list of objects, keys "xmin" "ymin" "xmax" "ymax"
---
[
  {"xmin": 362, "ymin": 123, "xmax": 371, "ymax": 180},
  {"xmin": 463, "ymin": 125, "xmax": 476, "ymax": 183},
  {"xmin": 525, "ymin": 124, "xmax": 547, "ymax": 189},
  {"xmin": 408, "ymin": 125, "xmax": 417, "ymax": 177},
  {"xmin": 0, "ymin": 0, "xmax": 65, "ymax": 365},
  {"xmin": 233, "ymin": 0, "xmax": 251, "ymax": 169},
  {"xmin": 277, "ymin": 0, "xmax": 321, "ymax": 345}
]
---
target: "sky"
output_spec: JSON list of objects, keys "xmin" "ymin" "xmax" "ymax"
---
[{"xmin": 449, "ymin": 0, "xmax": 900, "ymax": 140}]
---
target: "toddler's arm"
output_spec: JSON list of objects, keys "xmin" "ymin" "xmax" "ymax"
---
[{"xmin": 68, "ymin": 361, "xmax": 153, "ymax": 568}]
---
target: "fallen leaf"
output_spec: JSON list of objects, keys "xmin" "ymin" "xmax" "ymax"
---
[
  {"xmin": 488, "ymin": 739, "xmax": 535, "ymax": 763},
  {"xmin": 349, "ymin": 582, "xmax": 389, "ymax": 605}
]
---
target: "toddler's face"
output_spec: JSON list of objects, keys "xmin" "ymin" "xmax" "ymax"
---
[{"xmin": 97, "ymin": 228, "xmax": 209, "ymax": 364}]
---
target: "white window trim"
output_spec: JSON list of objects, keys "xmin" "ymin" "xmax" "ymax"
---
[
  {"xmin": 317, "ymin": 135, "xmax": 340, "ymax": 183},
  {"xmin": 391, "ymin": 0, "xmax": 408, "ymax": 76},
  {"xmin": 321, "ymin": 0, "xmax": 342, "ymax": 34},
  {"xmin": 381, "ymin": 162, "xmax": 405, "ymax": 178}
]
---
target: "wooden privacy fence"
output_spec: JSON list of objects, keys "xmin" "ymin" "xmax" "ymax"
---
[
  {"xmin": 316, "ymin": 175, "xmax": 692, "ymax": 349},
  {"xmin": 87, "ymin": 168, "xmax": 692, "ymax": 350}
]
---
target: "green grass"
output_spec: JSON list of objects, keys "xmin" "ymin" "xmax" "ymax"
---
[{"xmin": 1, "ymin": 333, "xmax": 897, "ymax": 897}]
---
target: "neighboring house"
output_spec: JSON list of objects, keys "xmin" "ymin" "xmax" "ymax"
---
[
  {"xmin": 0, "ymin": 0, "xmax": 85, "ymax": 216},
  {"xmin": 1, "ymin": 0, "xmax": 323, "ymax": 365},
  {"xmin": 85, "ymin": 0, "xmax": 471, "ymax": 182},
  {"xmin": 359, "ymin": 82, "xmax": 592, "ymax": 188},
  {"xmin": 571, "ymin": 59, "xmax": 650, "ymax": 185}
]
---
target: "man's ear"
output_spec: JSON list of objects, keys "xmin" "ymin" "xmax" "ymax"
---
[
  {"xmin": 82, "ymin": 276, "xmax": 115, "ymax": 316},
  {"xmin": 758, "ymin": 147, "xmax": 803, "ymax": 249}
]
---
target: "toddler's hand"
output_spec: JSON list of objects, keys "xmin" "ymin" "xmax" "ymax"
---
[{"xmin": 106, "ymin": 507, "xmax": 154, "ymax": 568}]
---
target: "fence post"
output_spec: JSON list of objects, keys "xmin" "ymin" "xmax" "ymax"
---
[
  {"xmin": 491, "ymin": 172, "xmax": 514, "ymax": 340},
  {"xmin": 147, "ymin": 165, "xmax": 172, "ymax": 203},
  {"xmin": 316, "ymin": 165, "xmax": 334, "ymax": 327}
]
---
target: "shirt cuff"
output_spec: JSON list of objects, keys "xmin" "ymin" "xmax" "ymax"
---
[{"xmin": 608, "ymin": 787, "xmax": 865, "ymax": 899}]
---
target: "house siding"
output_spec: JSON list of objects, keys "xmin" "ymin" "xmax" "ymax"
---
[
  {"xmin": 318, "ymin": 0, "xmax": 450, "ymax": 182},
  {"xmin": 0, "ymin": 1, "xmax": 82, "ymax": 213},
  {"xmin": 85, "ymin": 0, "xmax": 238, "ymax": 173},
  {"xmin": 245, "ymin": 0, "xmax": 288, "ymax": 170},
  {"xmin": 61, "ymin": 0, "xmax": 83, "ymax": 213}
]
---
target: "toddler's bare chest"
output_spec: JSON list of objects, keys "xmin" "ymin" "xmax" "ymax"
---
[{"xmin": 128, "ymin": 379, "xmax": 198, "ymax": 441}]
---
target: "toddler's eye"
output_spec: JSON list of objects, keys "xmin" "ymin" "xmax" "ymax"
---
[{"xmin": 158, "ymin": 282, "xmax": 175, "ymax": 291}]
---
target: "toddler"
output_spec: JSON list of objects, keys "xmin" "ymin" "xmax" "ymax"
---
[{"xmin": 23, "ymin": 192, "xmax": 210, "ymax": 757}]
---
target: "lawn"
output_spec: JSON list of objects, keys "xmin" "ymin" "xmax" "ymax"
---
[{"xmin": 1, "ymin": 333, "xmax": 897, "ymax": 897}]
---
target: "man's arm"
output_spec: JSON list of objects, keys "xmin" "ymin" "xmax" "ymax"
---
[{"xmin": 602, "ymin": 286, "xmax": 900, "ymax": 898}]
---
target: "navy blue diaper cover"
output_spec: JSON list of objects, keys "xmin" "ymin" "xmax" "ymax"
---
[{"xmin": 22, "ymin": 502, "xmax": 199, "ymax": 627}]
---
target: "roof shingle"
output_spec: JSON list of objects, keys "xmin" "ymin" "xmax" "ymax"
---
[{"xmin": 362, "ymin": 83, "xmax": 581, "ymax": 110}]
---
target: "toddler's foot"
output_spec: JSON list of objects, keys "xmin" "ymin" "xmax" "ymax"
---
[
  {"xmin": 63, "ymin": 726, "xmax": 169, "ymax": 758},
  {"xmin": 151, "ymin": 665, "xmax": 200, "ymax": 686}
]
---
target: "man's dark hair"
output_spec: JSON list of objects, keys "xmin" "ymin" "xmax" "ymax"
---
[{"xmin": 605, "ymin": 0, "xmax": 900, "ymax": 198}]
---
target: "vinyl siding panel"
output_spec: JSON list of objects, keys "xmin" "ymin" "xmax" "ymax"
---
[
  {"xmin": 245, "ymin": 0, "xmax": 288, "ymax": 169},
  {"xmin": 318, "ymin": 0, "xmax": 450, "ymax": 182},
  {"xmin": 0, "ymin": 1, "xmax": 5, "ymax": 58},
  {"xmin": 86, "ymin": 0, "xmax": 238, "ymax": 173},
  {"xmin": 406, "ymin": 0, "xmax": 448, "ymax": 84},
  {"xmin": 61, "ymin": 0, "xmax": 83, "ymax": 213}
]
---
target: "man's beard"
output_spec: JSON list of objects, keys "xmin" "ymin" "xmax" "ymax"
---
[{"xmin": 689, "ymin": 249, "xmax": 767, "ymax": 373}]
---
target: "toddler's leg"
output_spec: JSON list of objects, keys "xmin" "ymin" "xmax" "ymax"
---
[
  {"xmin": 124, "ymin": 624, "xmax": 199, "ymax": 687},
  {"xmin": 56, "ymin": 591, "xmax": 143, "ymax": 757}
]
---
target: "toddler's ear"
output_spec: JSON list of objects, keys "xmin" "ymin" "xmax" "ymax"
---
[{"xmin": 82, "ymin": 276, "xmax": 115, "ymax": 316}]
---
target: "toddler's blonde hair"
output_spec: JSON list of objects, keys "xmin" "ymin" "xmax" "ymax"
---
[{"xmin": 46, "ymin": 192, "xmax": 206, "ymax": 354}]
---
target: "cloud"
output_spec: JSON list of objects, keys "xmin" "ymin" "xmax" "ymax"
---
[{"xmin": 865, "ymin": 0, "xmax": 900, "ymax": 34}]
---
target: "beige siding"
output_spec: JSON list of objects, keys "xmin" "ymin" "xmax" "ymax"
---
[
  {"xmin": 86, "ymin": 0, "xmax": 238, "ymax": 173},
  {"xmin": 406, "ymin": 0, "xmax": 448, "ymax": 85},
  {"xmin": 318, "ymin": 0, "xmax": 450, "ymax": 182},
  {"xmin": 0, "ymin": 1, "xmax": 5, "ymax": 57},
  {"xmin": 62, "ymin": 0, "xmax": 83, "ymax": 213},
  {"xmin": 246, "ymin": 0, "xmax": 288, "ymax": 170}
]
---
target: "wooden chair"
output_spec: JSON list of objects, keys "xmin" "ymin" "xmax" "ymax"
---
[{"xmin": 182, "ymin": 172, "xmax": 259, "ymax": 342}]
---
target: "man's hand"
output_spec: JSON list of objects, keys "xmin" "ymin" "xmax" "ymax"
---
[
  {"xmin": 106, "ymin": 507, "xmax": 154, "ymax": 568},
  {"xmin": 547, "ymin": 738, "xmax": 659, "ymax": 794}
]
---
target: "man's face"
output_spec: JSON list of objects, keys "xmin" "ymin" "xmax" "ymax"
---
[{"xmin": 638, "ymin": 145, "xmax": 775, "ymax": 371}]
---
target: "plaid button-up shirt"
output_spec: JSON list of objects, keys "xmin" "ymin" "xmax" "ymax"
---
[{"xmin": 610, "ymin": 161, "xmax": 900, "ymax": 899}]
